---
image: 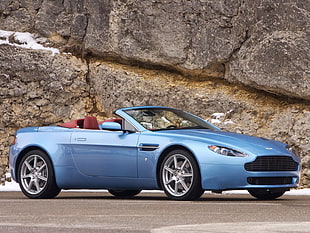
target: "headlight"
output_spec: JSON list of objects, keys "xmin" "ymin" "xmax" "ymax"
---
[
  {"xmin": 286, "ymin": 145, "xmax": 299, "ymax": 157},
  {"xmin": 208, "ymin": 145, "xmax": 248, "ymax": 157}
]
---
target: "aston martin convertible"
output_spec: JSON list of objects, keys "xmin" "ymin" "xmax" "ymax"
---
[{"xmin": 9, "ymin": 106, "xmax": 300, "ymax": 200}]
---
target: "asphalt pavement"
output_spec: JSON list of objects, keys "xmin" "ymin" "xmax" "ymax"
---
[{"xmin": 0, "ymin": 191, "xmax": 309, "ymax": 233}]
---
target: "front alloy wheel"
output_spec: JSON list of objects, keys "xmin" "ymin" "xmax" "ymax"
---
[
  {"xmin": 18, "ymin": 150, "xmax": 61, "ymax": 198},
  {"xmin": 160, "ymin": 149, "xmax": 203, "ymax": 201}
]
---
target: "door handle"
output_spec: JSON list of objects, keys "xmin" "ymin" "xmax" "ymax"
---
[{"xmin": 76, "ymin": 138, "xmax": 87, "ymax": 141}]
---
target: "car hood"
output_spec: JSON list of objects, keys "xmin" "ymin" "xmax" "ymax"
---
[{"xmin": 155, "ymin": 129, "xmax": 288, "ymax": 156}]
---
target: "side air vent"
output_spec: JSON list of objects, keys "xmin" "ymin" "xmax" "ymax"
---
[{"xmin": 138, "ymin": 144, "xmax": 160, "ymax": 151}]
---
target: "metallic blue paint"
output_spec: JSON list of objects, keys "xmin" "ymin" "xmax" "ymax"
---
[{"xmin": 9, "ymin": 106, "xmax": 301, "ymax": 194}]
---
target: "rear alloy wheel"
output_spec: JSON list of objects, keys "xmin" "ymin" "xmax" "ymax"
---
[
  {"xmin": 248, "ymin": 188, "xmax": 287, "ymax": 200},
  {"xmin": 108, "ymin": 190, "xmax": 142, "ymax": 197},
  {"xmin": 160, "ymin": 149, "xmax": 203, "ymax": 201},
  {"xmin": 18, "ymin": 150, "xmax": 61, "ymax": 199}
]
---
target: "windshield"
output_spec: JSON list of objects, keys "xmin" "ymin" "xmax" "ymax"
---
[{"xmin": 124, "ymin": 108, "xmax": 218, "ymax": 131}]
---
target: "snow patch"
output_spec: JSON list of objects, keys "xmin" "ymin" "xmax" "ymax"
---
[
  {"xmin": 212, "ymin": 113, "xmax": 225, "ymax": 119},
  {"xmin": 0, "ymin": 30, "xmax": 59, "ymax": 55},
  {"xmin": 210, "ymin": 119, "xmax": 222, "ymax": 124},
  {"xmin": 209, "ymin": 110, "xmax": 234, "ymax": 125}
]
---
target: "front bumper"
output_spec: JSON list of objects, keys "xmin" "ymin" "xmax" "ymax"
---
[{"xmin": 200, "ymin": 163, "xmax": 300, "ymax": 191}]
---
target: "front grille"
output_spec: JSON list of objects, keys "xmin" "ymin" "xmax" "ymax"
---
[
  {"xmin": 245, "ymin": 156, "xmax": 298, "ymax": 171},
  {"xmin": 247, "ymin": 177, "xmax": 293, "ymax": 185}
]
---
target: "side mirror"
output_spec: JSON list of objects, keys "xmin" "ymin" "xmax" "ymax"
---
[{"xmin": 100, "ymin": 122, "xmax": 122, "ymax": 131}]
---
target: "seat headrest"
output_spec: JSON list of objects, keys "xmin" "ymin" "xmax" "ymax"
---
[{"xmin": 83, "ymin": 116, "xmax": 99, "ymax": 130}]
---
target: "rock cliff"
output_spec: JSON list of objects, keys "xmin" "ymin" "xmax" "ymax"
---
[{"xmin": 0, "ymin": 0, "xmax": 309, "ymax": 187}]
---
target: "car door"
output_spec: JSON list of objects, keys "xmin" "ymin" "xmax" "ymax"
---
[{"xmin": 70, "ymin": 130, "xmax": 140, "ymax": 177}]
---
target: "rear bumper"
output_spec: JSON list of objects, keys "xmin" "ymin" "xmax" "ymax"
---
[
  {"xmin": 9, "ymin": 145, "xmax": 18, "ymax": 182},
  {"xmin": 200, "ymin": 163, "xmax": 300, "ymax": 191}
]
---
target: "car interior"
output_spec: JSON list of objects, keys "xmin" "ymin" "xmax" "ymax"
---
[{"xmin": 60, "ymin": 117, "xmax": 122, "ymax": 130}]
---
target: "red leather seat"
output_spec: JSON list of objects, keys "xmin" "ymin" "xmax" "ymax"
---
[
  {"xmin": 60, "ymin": 119, "xmax": 83, "ymax": 128},
  {"xmin": 83, "ymin": 116, "xmax": 99, "ymax": 130}
]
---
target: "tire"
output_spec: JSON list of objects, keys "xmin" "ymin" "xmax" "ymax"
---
[
  {"xmin": 108, "ymin": 190, "xmax": 142, "ymax": 197},
  {"xmin": 160, "ymin": 149, "xmax": 204, "ymax": 201},
  {"xmin": 17, "ymin": 150, "xmax": 61, "ymax": 199},
  {"xmin": 248, "ymin": 188, "xmax": 286, "ymax": 200}
]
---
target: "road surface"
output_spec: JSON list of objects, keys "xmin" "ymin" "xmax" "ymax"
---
[{"xmin": 0, "ymin": 191, "xmax": 309, "ymax": 232}]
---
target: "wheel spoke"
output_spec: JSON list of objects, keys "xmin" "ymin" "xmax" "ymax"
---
[
  {"xmin": 28, "ymin": 179, "xmax": 34, "ymax": 189},
  {"xmin": 34, "ymin": 179, "xmax": 41, "ymax": 192},
  {"xmin": 165, "ymin": 177, "xmax": 175, "ymax": 185},
  {"xmin": 164, "ymin": 166, "xmax": 175, "ymax": 175},
  {"xmin": 37, "ymin": 163, "xmax": 46, "ymax": 173},
  {"xmin": 24, "ymin": 160, "xmax": 33, "ymax": 171},
  {"xmin": 180, "ymin": 158, "xmax": 189, "ymax": 170},
  {"xmin": 21, "ymin": 174, "xmax": 32, "ymax": 179},
  {"xmin": 33, "ymin": 155, "xmax": 38, "ymax": 167},
  {"xmin": 181, "ymin": 172, "xmax": 192, "ymax": 178},
  {"xmin": 174, "ymin": 181, "xmax": 179, "ymax": 193},
  {"xmin": 179, "ymin": 179, "xmax": 189, "ymax": 192},
  {"xmin": 173, "ymin": 155, "xmax": 179, "ymax": 169},
  {"xmin": 37, "ymin": 175, "xmax": 47, "ymax": 182}
]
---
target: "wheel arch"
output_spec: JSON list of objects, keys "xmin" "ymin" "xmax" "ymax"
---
[
  {"xmin": 156, "ymin": 145, "xmax": 200, "ymax": 189},
  {"xmin": 15, "ymin": 146, "xmax": 53, "ymax": 183}
]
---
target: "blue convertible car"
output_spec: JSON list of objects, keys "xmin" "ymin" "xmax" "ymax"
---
[{"xmin": 9, "ymin": 106, "xmax": 300, "ymax": 200}]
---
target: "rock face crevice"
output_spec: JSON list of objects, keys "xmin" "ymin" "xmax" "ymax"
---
[{"xmin": 0, "ymin": 0, "xmax": 309, "ymax": 187}]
